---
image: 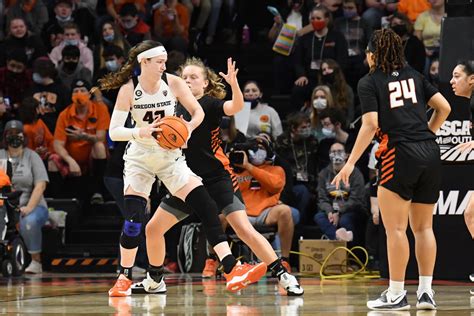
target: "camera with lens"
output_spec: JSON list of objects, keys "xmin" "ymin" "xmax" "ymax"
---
[{"xmin": 228, "ymin": 140, "xmax": 258, "ymax": 165}]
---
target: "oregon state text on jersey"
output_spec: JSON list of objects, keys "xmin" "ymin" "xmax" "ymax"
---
[
  {"xmin": 130, "ymin": 75, "xmax": 177, "ymax": 147},
  {"xmin": 358, "ymin": 66, "xmax": 439, "ymax": 149}
]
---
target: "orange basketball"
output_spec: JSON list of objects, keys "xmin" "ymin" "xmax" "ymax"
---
[{"xmin": 156, "ymin": 116, "xmax": 189, "ymax": 149}]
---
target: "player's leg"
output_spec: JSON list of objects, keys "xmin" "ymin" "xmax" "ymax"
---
[
  {"xmin": 367, "ymin": 186, "xmax": 411, "ymax": 310},
  {"xmin": 410, "ymin": 202, "xmax": 437, "ymax": 310},
  {"xmin": 465, "ymin": 194, "xmax": 474, "ymax": 239}
]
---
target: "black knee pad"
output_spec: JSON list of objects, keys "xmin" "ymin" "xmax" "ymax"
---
[
  {"xmin": 185, "ymin": 186, "xmax": 227, "ymax": 247},
  {"xmin": 120, "ymin": 195, "xmax": 147, "ymax": 249}
]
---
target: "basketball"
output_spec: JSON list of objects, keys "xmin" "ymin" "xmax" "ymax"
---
[{"xmin": 155, "ymin": 116, "xmax": 189, "ymax": 149}]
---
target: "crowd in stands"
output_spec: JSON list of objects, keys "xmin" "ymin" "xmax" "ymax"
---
[{"xmin": 0, "ymin": 0, "xmax": 444, "ymax": 273}]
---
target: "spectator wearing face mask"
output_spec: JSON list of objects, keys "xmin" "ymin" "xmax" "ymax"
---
[
  {"xmin": 42, "ymin": 0, "xmax": 95, "ymax": 53},
  {"xmin": 0, "ymin": 17, "xmax": 47, "ymax": 68},
  {"xmin": 51, "ymin": 79, "xmax": 110, "ymax": 201},
  {"xmin": 57, "ymin": 44, "xmax": 92, "ymax": 93},
  {"xmin": 0, "ymin": 120, "xmax": 49, "ymax": 273},
  {"xmin": 317, "ymin": 107, "xmax": 348, "ymax": 171},
  {"xmin": 333, "ymin": 0, "xmax": 370, "ymax": 90},
  {"xmin": 233, "ymin": 136, "xmax": 295, "ymax": 264},
  {"xmin": 48, "ymin": 22, "xmax": 94, "ymax": 73},
  {"xmin": 428, "ymin": 58, "xmax": 439, "ymax": 88},
  {"xmin": 93, "ymin": 45, "xmax": 125, "ymax": 111},
  {"xmin": 292, "ymin": 4, "xmax": 348, "ymax": 110},
  {"xmin": 243, "ymin": 81, "xmax": 283, "ymax": 140},
  {"xmin": 306, "ymin": 85, "xmax": 335, "ymax": 135},
  {"xmin": 389, "ymin": 12, "xmax": 425, "ymax": 74},
  {"xmin": 0, "ymin": 49, "xmax": 33, "ymax": 112},
  {"xmin": 93, "ymin": 19, "xmax": 130, "ymax": 75},
  {"xmin": 313, "ymin": 141, "xmax": 365, "ymax": 241},
  {"xmin": 275, "ymin": 112, "xmax": 319, "ymax": 223},
  {"xmin": 28, "ymin": 57, "xmax": 70, "ymax": 134},
  {"xmin": 118, "ymin": 3, "xmax": 151, "ymax": 47},
  {"xmin": 320, "ymin": 59, "xmax": 355, "ymax": 123}
]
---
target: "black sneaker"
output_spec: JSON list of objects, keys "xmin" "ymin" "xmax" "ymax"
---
[
  {"xmin": 367, "ymin": 289, "xmax": 410, "ymax": 310},
  {"xmin": 416, "ymin": 290, "xmax": 437, "ymax": 310}
]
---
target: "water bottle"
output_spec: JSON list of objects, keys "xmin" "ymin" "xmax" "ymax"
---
[{"xmin": 242, "ymin": 24, "xmax": 250, "ymax": 45}]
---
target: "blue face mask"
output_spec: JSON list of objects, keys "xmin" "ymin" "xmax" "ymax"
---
[
  {"xmin": 103, "ymin": 34, "xmax": 114, "ymax": 42},
  {"xmin": 322, "ymin": 127, "xmax": 336, "ymax": 139},
  {"xmin": 248, "ymin": 148, "xmax": 267, "ymax": 166},
  {"xmin": 64, "ymin": 39, "xmax": 79, "ymax": 46},
  {"xmin": 343, "ymin": 9, "xmax": 358, "ymax": 19},
  {"xmin": 105, "ymin": 60, "xmax": 119, "ymax": 72}
]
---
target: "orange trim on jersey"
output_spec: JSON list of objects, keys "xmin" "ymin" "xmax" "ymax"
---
[
  {"xmin": 211, "ymin": 126, "xmax": 231, "ymax": 168},
  {"xmin": 375, "ymin": 129, "xmax": 389, "ymax": 159},
  {"xmin": 224, "ymin": 165, "xmax": 239, "ymax": 193},
  {"xmin": 381, "ymin": 160, "xmax": 395, "ymax": 172},
  {"xmin": 380, "ymin": 174, "xmax": 394, "ymax": 185},
  {"xmin": 382, "ymin": 154, "xmax": 395, "ymax": 166}
]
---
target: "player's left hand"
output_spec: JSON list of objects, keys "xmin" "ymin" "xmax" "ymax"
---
[
  {"xmin": 455, "ymin": 141, "xmax": 474, "ymax": 154},
  {"xmin": 219, "ymin": 58, "xmax": 239, "ymax": 87},
  {"xmin": 331, "ymin": 162, "xmax": 354, "ymax": 189}
]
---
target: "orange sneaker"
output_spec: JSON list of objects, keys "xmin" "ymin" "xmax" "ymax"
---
[
  {"xmin": 109, "ymin": 277, "xmax": 133, "ymax": 297},
  {"xmin": 202, "ymin": 258, "xmax": 218, "ymax": 278},
  {"xmin": 224, "ymin": 262, "xmax": 267, "ymax": 292},
  {"xmin": 281, "ymin": 260, "xmax": 292, "ymax": 273}
]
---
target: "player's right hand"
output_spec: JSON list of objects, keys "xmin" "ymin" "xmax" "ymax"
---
[{"xmin": 140, "ymin": 116, "xmax": 162, "ymax": 138}]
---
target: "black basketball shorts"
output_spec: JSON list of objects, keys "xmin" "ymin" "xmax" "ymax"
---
[{"xmin": 378, "ymin": 139, "xmax": 441, "ymax": 204}]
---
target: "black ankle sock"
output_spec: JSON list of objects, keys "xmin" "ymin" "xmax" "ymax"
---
[
  {"xmin": 268, "ymin": 259, "xmax": 287, "ymax": 279},
  {"xmin": 119, "ymin": 265, "xmax": 133, "ymax": 280},
  {"xmin": 148, "ymin": 264, "xmax": 164, "ymax": 283},
  {"xmin": 209, "ymin": 253, "xmax": 218, "ymax": 261},
  {"xmin": 221, "ymin": 254, "xmax": 237, "ymax": 274}
]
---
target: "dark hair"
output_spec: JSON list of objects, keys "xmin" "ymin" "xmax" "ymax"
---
[
  {"xmin": 457, "ymin": 60, "xmax": 474, "ymax": 76},
  {"xmin": 98, "ymin": 40, "xmax": 163, "ymax": 90},
  {"xmin": 368, "ymin": 29, "xmax": 405, "ymax": 74},
  {"xmin": 321, "ymin": 59, "xmax": 350, "ymax": 110},
  {"xmin": 330, "ymin": 141, "xmax": 346, "ymax": 152},
  {"xmin": 61, "ymin": 44, "xmax": 80, "ymax": 58},
  {"xmin": 6, "ymin": 48, "xmax": 27, "ymax": 64},
  {"xmin": 103, "ymin": 44, "xmax": 124, "ymax": 59},
  {"xmin": 166, "ymin": 50, "xmax": 186, "ymax": 75},
  {"xmin": 120, "ymin": 3, "xmax": 138, "ymax": 17},
  {"xmin": 287, "ymin": 112, "xmax": 311, "ymax": 131},
  {"xmin": 319, "ymin": 107, "xmax": 346, "ymax": 126},
  {"xmin": 18, "ymin": 97, "xmax": 39, "ymax": 124},
  {"xmin": 390, "ymin": 11, "xmax": 413, "ymax": 34},
  {"xmin": 33, "ymin": 57, "xmax": 57, "ymax": 78}
]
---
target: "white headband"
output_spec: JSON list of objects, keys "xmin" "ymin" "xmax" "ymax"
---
[{"xmin": 137, "ymin": 46, "xmax": 167, "ymax": 63}]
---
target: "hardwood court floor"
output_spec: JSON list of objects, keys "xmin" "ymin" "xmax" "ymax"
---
[{"xmin": 0, "ymin": 273, "xmax": 472, "ymax": 315}]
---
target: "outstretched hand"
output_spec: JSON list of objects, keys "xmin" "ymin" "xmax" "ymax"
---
[
  {"xmin": 219, "ymin": 57, "xmax": 239, "ymax": 87},
  {"xmin": 331, "ymin": 163, "xmax": 354, "ymax": 190}
]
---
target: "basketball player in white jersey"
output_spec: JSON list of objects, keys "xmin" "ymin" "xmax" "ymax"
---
[{"xmin": 99, "ymin": 40, "xmax": 267, "ymax": 297}]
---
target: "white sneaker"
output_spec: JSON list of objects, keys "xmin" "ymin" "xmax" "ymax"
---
[
  {"xmin": 25, "ymin": 260, "xmax": 42, "ymax": 274},
  {"xmin": 367, "ymin": 289, "xmax": 410, "ymax": 310},
  {"xmin": 470, "ymin": 273, "xmax": 474, "ymax": 282},
  {"xmin": 335, "ymin": 228, "xmax": 353, "ymax": 242},
  {"xmin": 278, "ymin": 272, "xmax": 304, "ymax": 296},
  {"xmin": 131, "ymin": 273, "xmax": 166, "ymax": 294},
  {"xmin": 416, "ymin": 289, "xmax": 437, "ymax": 310}
]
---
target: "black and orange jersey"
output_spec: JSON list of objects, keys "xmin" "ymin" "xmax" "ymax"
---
[
  {"xmin": 358, "ymin": 65, "xmax": 438, "ymax": 155},
  {"xmin": 176, "ymin": 95, "xmax": 231, "ymax": 177}
]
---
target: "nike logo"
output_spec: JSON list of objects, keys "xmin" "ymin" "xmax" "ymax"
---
[
  {"xmin": 390, "ymin": 294, "xmax": 404, "ymax": 303},
  {"xmin": 134, "ymin": 96, "xmax": 143, "ymax": 101}
]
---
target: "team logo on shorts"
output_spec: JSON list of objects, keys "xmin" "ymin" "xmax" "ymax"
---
[
  {"xmin": 163, "ymin": 90, "xmax": 168, "ymax": 97},
  {"xmin": 135, "ymin": 90, "xmax": 143, "ymax": 100}
]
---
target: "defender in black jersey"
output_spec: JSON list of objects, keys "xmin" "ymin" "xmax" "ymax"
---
[
  {"xmin": 136, "ymin": 57, "xmax": 303, "ymax": 296},
  {"xmin": 332, "ymin": 29, "xmax": 451, "ymax": 311}
]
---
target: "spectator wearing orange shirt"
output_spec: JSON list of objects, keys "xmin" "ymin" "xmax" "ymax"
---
[
  {"xmin": 118, "ymin": 3, "xmax": 151, "ymax": 47},
  {"xmin": 234, "ymin": 137, "xmax": 294, "ymax": 262},
  {"xmin": 52, "ymin": 79, "xmax": 110, "ymax": 202},
  {"xmin": 153, "ymin": 0, "xmax": 189, "ymax": 55},
  {"xmin": 397, "ymin": 0, "xmax": 431, "ymax": 23},
  {"xmin": 106, "ymin": 0, "xmax": 146, "ymax": 22}
]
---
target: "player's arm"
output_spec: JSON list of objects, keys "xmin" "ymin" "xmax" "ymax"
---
[
  {"xmin": 221, "ymin": 57, "xmax": 244, "ymax": 116},
  {"xmin": 169, "ymin": 74, "xmax": 204, "ymax": 132},
  {"xmin": 109, "ymin": 81, "xmax": 158, "ymax": 141},
  {"xmin": 427, "ymin": 92, "xmax": 451, "ymax": 134}
]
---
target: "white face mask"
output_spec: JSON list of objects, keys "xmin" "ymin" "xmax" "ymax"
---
[
  {"xmin": 322, "ymin": 127, "xmax": 336, "ymax": 138},
  {"xmin": 248, "ymin": 149, "xmax": 267, "ymax": 166},
  {"xmin": 313, "ymin": 98, "xmax": 327, "ymax": 110}
]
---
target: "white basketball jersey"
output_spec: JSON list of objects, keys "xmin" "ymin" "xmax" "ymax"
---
[{"xmin": 130, "ymin": 75, "xmax": 177, "ymax": 147}]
